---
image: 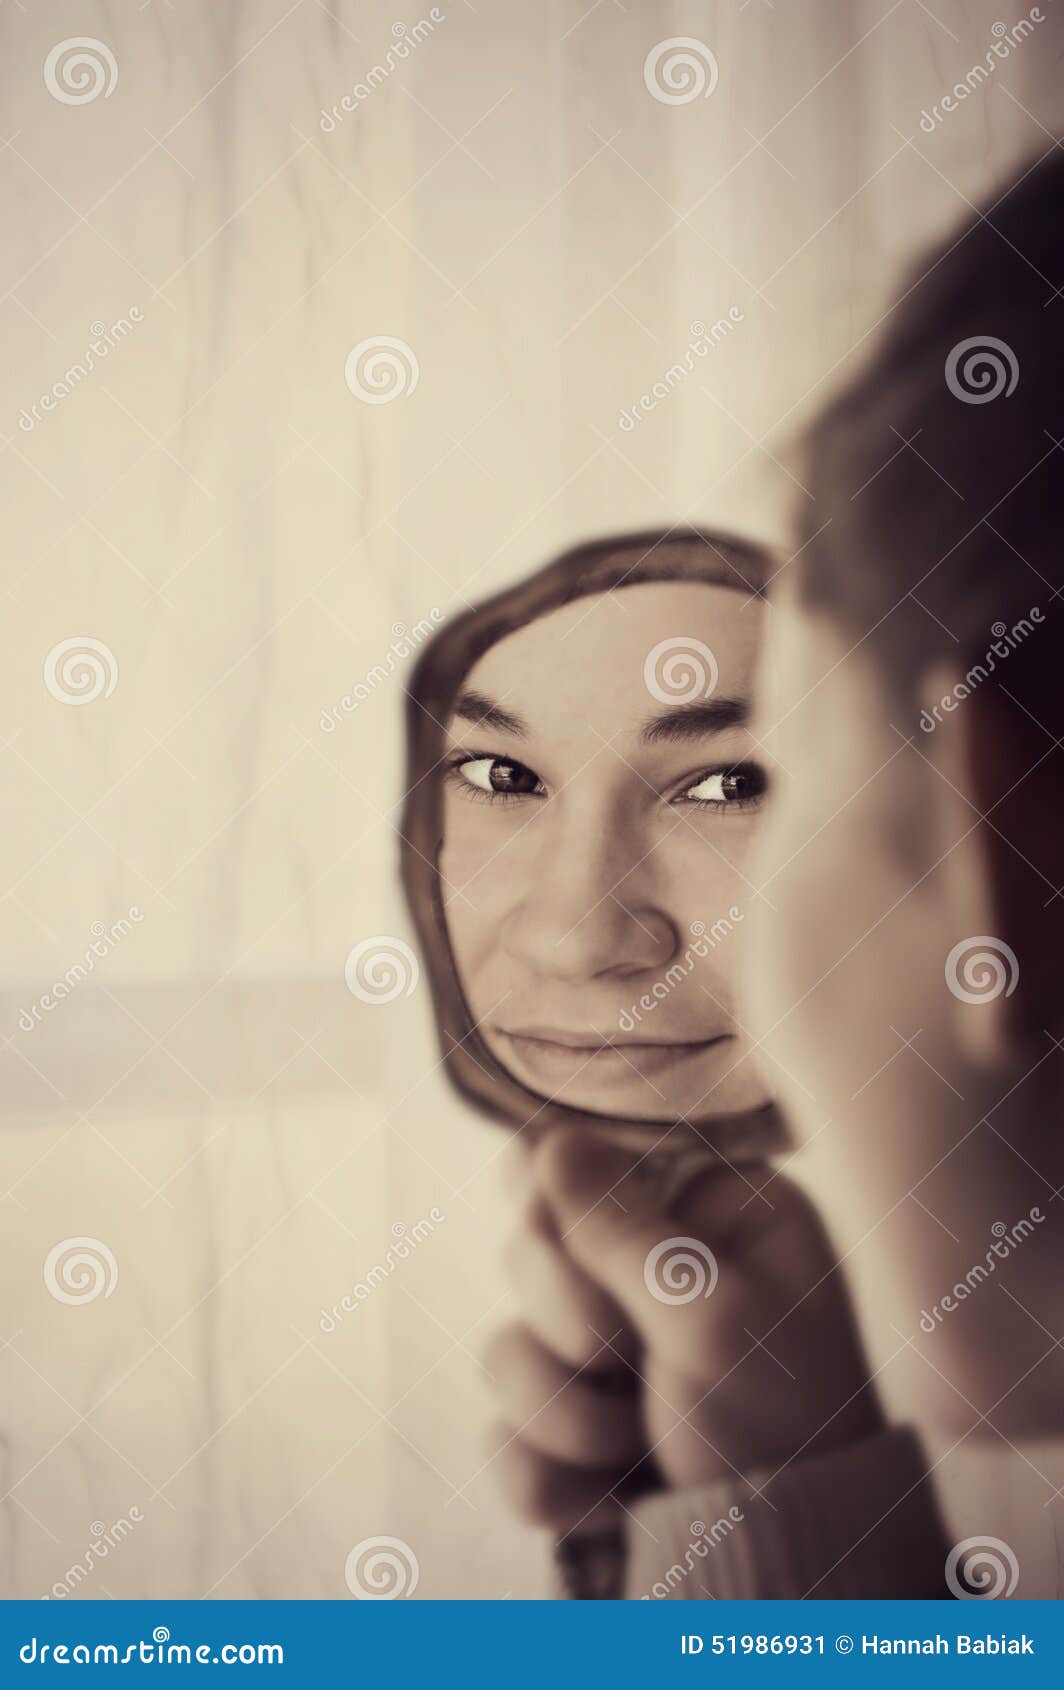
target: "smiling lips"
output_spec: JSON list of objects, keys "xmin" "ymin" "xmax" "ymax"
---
[{"xmin": 497, "ymin": 1026, "xmax": 728, "ymax": 1089}]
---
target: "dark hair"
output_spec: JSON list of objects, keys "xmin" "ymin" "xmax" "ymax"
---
[
  {"xmin": 399, "ymin": 526, "xmax": 784, "ymax": 1156},
  {"xmin": 799, "ymin": 148, "xmax": 1063, "ymax": 724}
]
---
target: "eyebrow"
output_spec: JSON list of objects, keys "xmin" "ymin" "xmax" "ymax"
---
[
  {"xmin": 451, "ymin": 688, "xmax": 747, "ymax": 745},
  {"xmin": 638, "ymin": 697, "xmax": 748, "ymax": 743},
  {"xmin": 452, "ymin": 689, "xmax": 530, "ymax": 739}
]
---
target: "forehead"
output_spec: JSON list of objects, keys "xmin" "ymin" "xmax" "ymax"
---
[{"xmin": 458, "ymin": 580, "xmax": 762, "ymax": 736}]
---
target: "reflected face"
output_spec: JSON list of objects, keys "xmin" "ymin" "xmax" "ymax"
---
[{"xmin": 439, "ymin": 580, "xmax": 772, "ymax": 1124}]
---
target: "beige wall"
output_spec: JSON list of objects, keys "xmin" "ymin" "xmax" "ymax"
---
[{"xmin": 1, "ymin": 0, "xmax": 1060, "ymax": 1599}]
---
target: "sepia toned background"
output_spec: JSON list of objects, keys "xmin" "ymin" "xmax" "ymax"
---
[{"xmin": 1, "ymin": 0, "xmax": 1061, "ymax": 1600}]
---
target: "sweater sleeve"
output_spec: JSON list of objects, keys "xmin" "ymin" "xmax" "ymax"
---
[{"xmin": 623, "ymin": 1427, "xmax": 949, "ymax": 1599}]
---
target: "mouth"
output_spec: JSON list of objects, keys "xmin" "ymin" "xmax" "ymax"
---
[{"xmin": 496, "ymin": 1027, "xmax": 729, "ymax": 1089}]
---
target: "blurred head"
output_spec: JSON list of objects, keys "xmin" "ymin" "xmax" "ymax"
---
[
  {"xmin": 403, "ymin": 530, "xmax": 780, "ymax": 1152},
  {"xmin": 743, "ymin": 151, "xmax": 1064, "ymax": 1418}
]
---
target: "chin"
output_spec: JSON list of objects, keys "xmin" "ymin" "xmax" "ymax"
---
[{"xmin": 527, "ymin": 1054, "xmax": 767, "ymax": 1126}]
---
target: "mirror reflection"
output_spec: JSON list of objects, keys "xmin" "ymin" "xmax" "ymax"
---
[{"xmin": 403, "ymin": 530, "xmax": 784, "ymax": 1153}]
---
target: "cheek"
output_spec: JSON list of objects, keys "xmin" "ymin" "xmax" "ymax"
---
[
  {"xmin": 440, "ymin": 815, "xmax": 508, "ymax": 914},
  {"xmin": 668, "ymin": 816, "xmax": 757, "ymax": 905},
  {"xmin": 439, "ymin": 830, "xmax": 499, "ymax": 979},
  {"xmin": 440, "ymin": 815, "xmax": 542, "ymax": 1012},
  {"xmin": 440, "ymin": 799, "xmax": 541, "ymax": 909},
  {"xmin": 438, "ymin": 885, "xmax": 497, "ymax": 1012},
  {"xmin": 657, "ymin": 828, "xmax": 758, "ymax": 1007}
]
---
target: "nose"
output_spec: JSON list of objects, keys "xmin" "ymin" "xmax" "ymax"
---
[{"xmin": 500, "ymin": 803, "xmax": 679, "ymax": 983}]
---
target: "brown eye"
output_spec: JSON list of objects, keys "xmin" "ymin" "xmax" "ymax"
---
[
  {"xmin": 452, "ymin": 755, "xmax": 546, "ymax": 798},
  {"xmin": 683, "ymin": 763, "xmax": 767, "ymax": 808},
  {"xmin": 487, "ymin": 759, "xmax": 540, "ymax": 794},
  {"xmin": 719, "ymin": 768, "xmax": 764, "ymax": 803}
]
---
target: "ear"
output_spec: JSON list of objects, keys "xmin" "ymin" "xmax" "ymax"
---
[{"xmin": 921, "ymin": 668, "xmax": 1064, "ymax": 1068}]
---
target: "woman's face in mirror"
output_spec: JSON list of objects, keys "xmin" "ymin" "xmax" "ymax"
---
[{"xmin": 438, "ymin": 578, "xmax": 772, "ymax": 1125}]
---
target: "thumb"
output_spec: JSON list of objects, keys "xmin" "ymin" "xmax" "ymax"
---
[{"xmin": 532, "ymin": 1126, "xmax": 754, "ymax": 1372}]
